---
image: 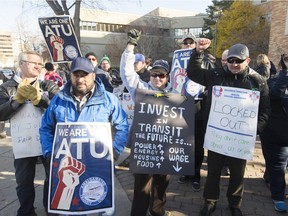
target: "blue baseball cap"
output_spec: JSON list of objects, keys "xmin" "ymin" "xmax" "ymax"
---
[
  {"xmin": 134, "ymin": 53, "xmax": 145, "ymax": 63},
  {"xmin": 150, "ymin": 60, "xmax": 170, "ymax": 74},
  {"xmin": 70, "ymin": 57, "xmax": 94, "ymax": 73}
]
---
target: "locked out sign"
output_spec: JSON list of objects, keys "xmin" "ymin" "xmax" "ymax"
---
[{"xmin": 129, "ymin": 89, "xmax": 195, "ymax": 175}]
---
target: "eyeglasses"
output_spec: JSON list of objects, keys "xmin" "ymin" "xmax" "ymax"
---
[
  {"xmin": 88, "ymin": 58, "xmax": 97, "ymax": 61},
  {"xmin": 22, "ymin": 60, "xmax": 43, "ymax": 67},
  {"xmin": 183, "ymin": 41, "xmax": 194, "ymax": 45},
  {"xmin": 150, "ymin": 74, "xmax": 167, "ymax": 78},
  {"xmin": 227, "ymin": 58, "xmax": 246, "ymax": 64}
]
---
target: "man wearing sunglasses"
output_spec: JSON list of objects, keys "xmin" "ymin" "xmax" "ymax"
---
[
  {"xmin": 181, "ymin": 33, "xmax": 197, "ymax": 49},
  {"xmin": 120, "ymin": 29, "xmax": 176, "ymax": 216},
  {"xmin": 186, "ymin": 41, "xmax": 270, "ymax": 216}
]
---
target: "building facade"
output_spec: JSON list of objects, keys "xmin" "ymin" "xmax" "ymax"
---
[
  {"xmin": 0, "ymin": 31, "xmax": 16, "ymax": 68},
  {"xmin": 267, "ymin": 0, "xmax": 288, "ymax": 65},
  {"xmin": 79, "ymin": 7, "xmax": 206, "ymax": 65}
]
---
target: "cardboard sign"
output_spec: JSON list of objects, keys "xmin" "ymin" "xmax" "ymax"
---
[
  {"xmin": 204, "ymin": 86, "xmax": 260, "ymax": 160},
  {"xmin": 48, "ymin": 123, "xmax": 114, "ymax": 215},
  {"xmin": 170, "ymin": 49, "xmax": 205, "ymax": 99},
  {"xmin": 38, "ymin": 16, "xmax": 82, "ymax": 63},
  {"xmin": 129, "ymin": 89, "xmax": 195, "ymax": 175},
  {"xmin": 121, "ymin": 92, "xmax": 134, "ymax": 126},
  {"xmin": 10, "ymin": 103, "xmax": 42, "ymax": 159}
]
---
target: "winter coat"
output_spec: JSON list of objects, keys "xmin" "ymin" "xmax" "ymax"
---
[
  {"xmin": 255, "ymin": 63, "xmax": 271, "ymax": 80},
  {"xmin": 0, "ymin": 73, "xmax": 59, "ymax": 121},
  {"xmin": 265, "ymin": 70, "xmax": 288, "ymax": 142},
  {"xmin": 186, "ymin": 49, "xmax": 270, "ymax": 134},
  {"xmin": 39, "ymin": 78, "xmax": 129, "ymax": 157},
  {"xmin": 120, "ymin": 49, "xmax": 176, "ymax": 102}
]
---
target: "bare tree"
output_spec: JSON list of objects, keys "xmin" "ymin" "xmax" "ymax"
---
[{"xmin": 104, "ymin": 17, "xmax": 175, "ymax": 66}]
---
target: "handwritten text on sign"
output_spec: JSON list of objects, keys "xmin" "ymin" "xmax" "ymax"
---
[
  {"xmin": 10, "ymin": 103, "xmax": 42, "ymax": 159},
  {"xmin": 204, "ymin": 86, "xmax": 260, "ymax": 160},
  {"xmin": 130, "ymin": 89, "xmax": 195, "ymax": 175}
]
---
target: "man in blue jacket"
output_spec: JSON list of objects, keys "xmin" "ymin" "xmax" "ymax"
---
[{"xmin": 39, "ymin": 57, "xmax": 129, "ymax": 215}]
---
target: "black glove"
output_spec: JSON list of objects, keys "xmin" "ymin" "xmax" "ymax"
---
[
  {"xmin": 113, "ymin": 148, "xmax": 119, "ymax": 162},
  {"xmin": 280, "ymin": 54, "xmax": 287, "ymax": 71},
  {"xmin": 127, "ymin": 29, "xmax": 141, "ymax": 46}
]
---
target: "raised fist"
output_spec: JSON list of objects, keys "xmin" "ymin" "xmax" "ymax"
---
[
  {"xmin": 196, "ymin": 38, "xmax": 211, "ymax": 52},
  {"xmin": 127, "ymin": 29, "xmax": 141, "ymax": 46}
]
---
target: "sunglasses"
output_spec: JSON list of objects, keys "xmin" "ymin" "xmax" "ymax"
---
[
  {"xmin": 183, "ymin": 41, "xmax": 194, "ymax": 45},
  {"xmin": 150, "ymin": 73, "xmax": 167, "ymax": 78},
  {"xmin": 88, "ymin": 58, "xmax": 97, "ymax": 61},
  {"xmin": 227, "ymin": 58, "xmax": 246, "ymax": 64}
]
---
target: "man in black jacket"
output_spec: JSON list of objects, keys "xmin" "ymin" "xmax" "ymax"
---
[
  {"xmin": 0, "ymin": 51, "xmax": 59, "ymax": 216},
  {"xmin": 186, "ymin": 40, "xmax": 270, "ymax": 216}
]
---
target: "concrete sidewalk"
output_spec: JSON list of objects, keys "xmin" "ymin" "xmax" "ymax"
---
[
  {"xmin": 0, "ymin": 124, "xmax": 131, "ymax": 216},
  {"xmin": 1, "ymin": 122, "xmax": 287, "ymax": 216},
  {"xmin": 116, "ymin": 141, "xmax": 288, "ymax": 216}
]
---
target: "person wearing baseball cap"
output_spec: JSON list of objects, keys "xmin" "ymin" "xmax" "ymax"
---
[
  {"xmin": 120, "ymin": 29, "xmax": 177, "ymax": 216},
  {"xmin": 40, "ymin": 57, "xmax": 129, "ymax": 216},
  {"xmin": 186, "ymin": 40, "xmax": 270, "ymax": 216},
  {"xmin": 134, "ymin": 53, "xmax": 150, "ymax": 83},
  {"xmin": 182, "ymin": 32, "xmax": 197, "ymax": 49}
]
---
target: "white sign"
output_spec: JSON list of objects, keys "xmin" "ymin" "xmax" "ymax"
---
[
  {"xmin": 121, "ymin": 93, "xmax": 134, "ymax": 126},
  {"xmin": 10, "ymin": 103, "xmax": 43, "ymax": 159},
  {"xmin": 204, "ymin": 86, "xmax": 260, "ymax": 160}
]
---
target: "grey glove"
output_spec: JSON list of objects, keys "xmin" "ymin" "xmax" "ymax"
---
[{"xmin": 127, "ymin": 29, "xmax": 141, "ymax": 46}]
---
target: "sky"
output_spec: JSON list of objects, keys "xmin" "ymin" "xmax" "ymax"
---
[{"xmin": 0, "ymin": 0, "xmax": 212, "ymax": 34}]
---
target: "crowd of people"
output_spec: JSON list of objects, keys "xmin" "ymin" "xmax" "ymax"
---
[{"xmin": 0, "ymin": 28, "xmax": 287, "ymax": 216}]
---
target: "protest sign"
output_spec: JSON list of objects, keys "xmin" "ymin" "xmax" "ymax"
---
[
  {"xmin": 204, "ymin": 86, "xmax": 260, "ymax": 160},
  {"xmin": 121, "ymin": 92, "xmax": 134, "ymax": 126},
  {"xmin": 10, "ymin": 102, "xmax": 42, "ymax": 159},
  {"xmin": 48, "ymin": 122, "xmax": 114, "ymax": 215},
  {"xmin": 38, "ymin": 16, "xmax": 82, "ymax": 63},
  {"xmin": 170, "ymin": 49, "xmax": 205, "ymax": 99},
  {"xmin": 129, "ymin": 89, "xmax": 195, "ymax": 175}
]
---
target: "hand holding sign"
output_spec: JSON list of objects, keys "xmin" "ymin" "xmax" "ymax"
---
[
  {"xmin": 51, "ymin": 155, "xmax": 85, "ymax": 210},
  {"xmin": 13, "ymin": 79, "xmax": 31, "ymax": 104}
]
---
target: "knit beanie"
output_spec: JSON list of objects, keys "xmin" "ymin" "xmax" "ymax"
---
[{"xmin": 100, "ymin": 55, "xmax": 111, "ymax": 65}]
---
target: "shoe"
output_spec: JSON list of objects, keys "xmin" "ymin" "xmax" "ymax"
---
[
  {"xmin": 178, "ymin": 175, "xmax": 192, "ymax": 184},
  {"xmin": 192, "ymin": 181, "xmax": 201, "ymax": 192},
  {"xmin": 229, "ymin": 207, "xmax": 243, "ymax": 216},
  {"xmin": 116, "ymin": 157, "xmax": 130, "ymax": 170},
  {"xmin": 273, "ymin": 200, "xmax": 287, "ymax": 212},
  {"xmin": 222, "ymin": 166, "xmax": 230, "ymax": 176},
  {"xmin": 199, "ymin": 203, "xmax": 216, "ymax": 216}
]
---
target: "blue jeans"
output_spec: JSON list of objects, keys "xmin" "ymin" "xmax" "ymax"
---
[
  {"xmin": 14, "ymin": 156, "xmax": 48, "ymax": 216},
  {"xmin": 260, "ymin": 128, "xmax": 288, "ymax": 201}
]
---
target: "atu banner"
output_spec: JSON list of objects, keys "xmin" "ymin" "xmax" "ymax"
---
[
  {"xmin": 48, "ymin": 122, "xmax": 114, "ymax": 215},
  {"xmin": 204, "ymin": 86, "xmax": 260, "ymax": 160},
  {"xmin": 38, "ymin": 16, "xmax": 82, "ymax": 63},
  {"xmin": 129, "ymin": 89, "xmax": 195, "ymax": 175},
  {"xmin": 170, "ymin": 49, "xmax": 205, "ymax": 99}
]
